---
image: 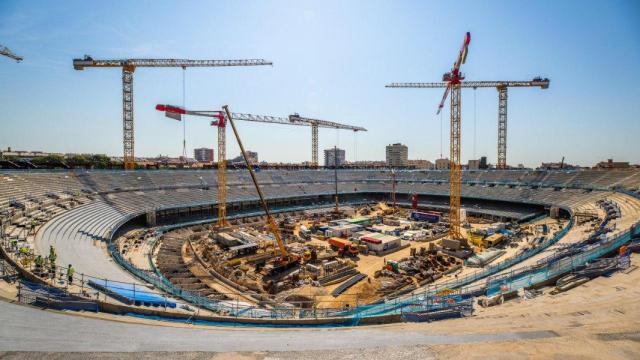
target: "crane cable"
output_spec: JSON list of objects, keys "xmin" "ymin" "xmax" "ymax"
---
[
  {"xmin": 353, "ymin": 131, "xmax": 357, "ymax": 164},
  {"xmin": 473, "ymin": 88, "xmax": 477, "ymax": 160},
  {"xmin": 439, "ymin": 110, "xmax": 443, "ymax": 159},
  {"xmin": 182, "ymin": 68, "xmax": 187, "ymax": 160}
]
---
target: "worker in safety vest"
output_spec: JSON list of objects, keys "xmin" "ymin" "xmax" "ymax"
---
[
  {"xmin": 48, "ymin": 246, "xmax": 57, "ymax": 264},
  {"xmin": 34, "ymin": 255, "xmax": 44, "ymax": 275},
  {"xmin": 19, "ymin": 246, "xmax": 29, "ymax": 256},
  {"xmin": 67, "ymin": 264, "xmax": 75, "ymax": 285},
  {"xmin": 49, "ymin": 246, "xmax": 57, "ymax": 278}
]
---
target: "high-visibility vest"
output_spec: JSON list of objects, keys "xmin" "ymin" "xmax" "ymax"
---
[{"xmin": 68, "ymin": 267, "xmax": 75, "ymax": 277}]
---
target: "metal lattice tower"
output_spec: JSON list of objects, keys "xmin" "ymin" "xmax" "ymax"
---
[
  {"xmin": 122, "ymin": 67, "xmax": 134, "ymax": 169},
  {"xmin": 311, "ymin": 124, "xmax": 319, "ymax": 167},
  {"xmin": 217, "ymin": 121, "xmax": 229, "ymax": 227},
  {"xmin": 387, "ymin": 32, "xmax": 470, "ymax": 240},
  {"xmin": 449, "ymin": 85, "xmax": 462, "ymax": 239},
  {"xmin": 386, "ymin": 78, "xmax": 549, "ymax": 169},
  {"xmin": 497, "ymin": 85, "xmax": 508, "ymax": 169},
  {"xmin": 74, "ymin": 57, "xmax": 273, "ymax": 170}
]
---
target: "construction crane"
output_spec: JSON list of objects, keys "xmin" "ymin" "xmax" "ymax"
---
[
  {"xmin": 73, "ymin": 56, "xmax": 272, "ymax": 170},
  {"xmin": 0, "ymin": 44, "xmax": 22, "ymax": 62},
  {"xmin": 288, "ymin": 114, "xmax": 366, "ymax": 167},
  {"xmin": 391, "ymin": 169, "xmax": 397, "ymax": 210},
  {"xmin": 155, "ymin": 104, "xmax": 229, "ymax": 227},
  {"xmin": 387, "ymin": 32, "xmax": 471, "ymax": 239},
  {"xmin": 156, "ymin": 105, "xmax": 366, "ymax": 167},
  {"xmin": 156, "ymin": 104, "xmax": 295, "ymax": 268},
  {"xmin": 386, "ymin": 78, "xmax": 549, "ymax": 169},
  {"xmin": 221, "ymin": 105, "xmax": 296, "ymax": 268}
]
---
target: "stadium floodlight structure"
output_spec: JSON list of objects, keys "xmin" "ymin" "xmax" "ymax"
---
[
  {"xmin": 73, "ymin": 56, "xmax": 272, "ymax": 170},
  {"xmin": 0, "ymin": 44, "xmax": 22, "ymax": 62},
  {"xmin": 386, "ymin": 78, "xmax": 550, "ymax": 169}
]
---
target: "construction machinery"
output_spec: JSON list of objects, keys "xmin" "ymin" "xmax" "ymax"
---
[
  {"xmin": 388, "ymin": 32, "xmax": 471, "ymax": 239},
  {"xmin": 155, "ymin": 104, "xmax": 230, "ymax": 227},
  {"xmin": 390, "ymin": 169, "xmax": 397, "ymax": 210},
  {"xmin": 288, "ymin": 114, "xmax": 366, "ymax": 167},
  {"xmin": 157, "ymin": 104, "xmax": 365, "ymax": 221},
  {"xmin": 0, "ymin": 44, "xmax": 22, "ymax": 62},
  {"xmin": 221, "ymin": 105, "xmax": 299, "ymax": 275},
  {"xmin": 156, "ymin": 104, "xmax": 298, "ymax": 272},
  {"xmin": 230, "ymin": 112, "xmax": 365, "ymax": 168},
  {"xmin": 387, "ymin": 79, "xmax": 549, "ymax": 169},
  {"xmin": 156, "ymin": 105, "xmax": 365, "ymax": 167},
  {"xmin": 73, "ymin": 56, "xmax": 272, "ymax": 170}
]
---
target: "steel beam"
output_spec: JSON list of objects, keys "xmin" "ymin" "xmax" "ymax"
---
[{"xmin": 449, "ymin": 85, "xmax": 462, "ymax": 239}]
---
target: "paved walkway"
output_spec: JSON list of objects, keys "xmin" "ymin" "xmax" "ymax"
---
[{"xmin": 0, "ymin": 300, "xmax": 556, "ymax": 352}]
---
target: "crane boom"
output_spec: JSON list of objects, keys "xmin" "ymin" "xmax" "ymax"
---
[
  {"xmin": 386, "ymin": 79, "xmax": 549, "ymax": 89},
  {"xmin": 386, "ymin": 77, "xmax": 549, "ymax": 168},
  {"xmin": 0, "ymin": 44, "xmax": 22, "ymax": 62},
  {"xmin": 74, "ymin": 55, "xmax": 272, "ymax": 170},
  {"xmin": 222, "ymin": 106, "xmax": 291, "ymax": 261},
  {"xmin": 73, "ymin": 57, "xmax": 272, "ymax": 70},
  {"xmin": 156, "ymin": 105, "xmax": 367, "ymax": 167}
]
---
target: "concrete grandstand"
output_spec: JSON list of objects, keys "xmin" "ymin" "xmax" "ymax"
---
[{"xmin": 1, "ymin": 168, "xmax": 639, "ymax": 326}]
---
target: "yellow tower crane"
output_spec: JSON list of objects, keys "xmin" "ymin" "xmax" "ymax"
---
[
  {"xmin": 156, "ymin": 105, "xmax": 365, "ymax": 230},
  {"xmin": 73, "ymin": 56, "xmax": 272, "ymax": 170},
  {"xmin": 387, "ymin": 32, "xmax": 471, "ymax": 239},
  {"xmin": 386, "ymin": 78, "xmax": 549, "ymax": 169}
]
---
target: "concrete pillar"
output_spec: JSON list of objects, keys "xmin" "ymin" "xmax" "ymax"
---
[{"xmin": 145, "ymin": 211, "xmax": 157, "ymax": 226}]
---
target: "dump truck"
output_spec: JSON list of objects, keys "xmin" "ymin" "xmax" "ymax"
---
[{"xmin": 328, "ymin": 237, "xmax": 359, "ymax": 257}]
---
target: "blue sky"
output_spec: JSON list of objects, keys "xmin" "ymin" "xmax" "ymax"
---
[{"xmin": 0, "ymin": 0, "xmax": 638, "ymax": 167}]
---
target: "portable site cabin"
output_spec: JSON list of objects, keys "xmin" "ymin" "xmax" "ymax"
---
[{"xmin": 483, "ymin": 233, "xmax": 504, "ymax": 248}]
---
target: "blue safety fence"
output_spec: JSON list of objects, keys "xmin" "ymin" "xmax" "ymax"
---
[{"xmin": 486, "ymin": 221, "xmax": 639, "ymax": 297}]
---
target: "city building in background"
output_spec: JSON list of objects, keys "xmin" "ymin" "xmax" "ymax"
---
[
  {"xmin": 324, "ymin": 147, "xmax": 345, "ymax": 167},
  {"xmin": 435, "ymin": 158, "xmax": 450, "ymax": 170},
  {"xmin": 468, "ymin": 159, "xmax": 480, "ymax": 170},
  {"xmin": 594, "ymin": 159, "xmax": 630, "ymax": 169},
  {"xmin": 407, "ymin": 159, "xmax": 434, "ymax": 169},
  {"xmin": 193, "ymin": 148, "xmax": 214, "ymax": 162},
  {"xmin": 385, "ymin": 143, "xmax": 408, "ymax": 167},
  {"xmin": 230, "ymin": 151, "xmax": 259, "ymax": 165}
]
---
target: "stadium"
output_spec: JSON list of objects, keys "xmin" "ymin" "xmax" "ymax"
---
[
  {"xmin": 2, "ymin": 1, "xmax": 640, "ymax": 358},
  {"xmin": 1, "ymin": 168, "xmax": 639, "ymax": 325}
]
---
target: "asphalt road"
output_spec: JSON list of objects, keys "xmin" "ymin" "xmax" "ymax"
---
[{"xmin": 0, "ymin": 300, "xmax": 557, "ymax": 353}]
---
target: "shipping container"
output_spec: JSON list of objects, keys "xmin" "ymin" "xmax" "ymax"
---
[{"xmin": 411, "ymin": 211, "xmax": 441, "ymax": 223}]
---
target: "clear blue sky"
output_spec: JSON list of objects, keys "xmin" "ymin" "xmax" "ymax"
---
[{"xmin": 0, "ymin": 0, "xmax": 638, "ymax": 167}]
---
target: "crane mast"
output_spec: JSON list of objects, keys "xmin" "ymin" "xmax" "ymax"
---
[
  {"xmin": 289, "ymin": 114, "xmax": 366, "ymax": 168},
  {"xmin": 388, "ymin": 32, "xmax": 470, "ymax": 239},
  {"xmin": 156, "ymin": 104, "xmax": 230, "ymax": 227},
  {"xmin": 386, "ymin": 78, "xmax": 549, "ymax": 169},
  {"xmin": 74, "ymin": 56, "xmax": 272, "ymax": 170}
]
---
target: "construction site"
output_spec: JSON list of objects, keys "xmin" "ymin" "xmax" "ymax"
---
[{"xmin": 1, "ymin": 2, "xmax": 639, "ymax": 358}]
